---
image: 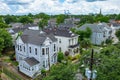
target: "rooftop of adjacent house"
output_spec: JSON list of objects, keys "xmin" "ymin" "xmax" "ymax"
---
[
  {"xmin": 8, "ymin": 23, "xmax": 39, "ymax": 34},
  {"xmin": 78, "ymin": 23, "xmax": 111, "ymax": 33},
  {"xmin": 20, "ymin": 29, "xmax": 57, "ymax": 45},
  {"xmin": 9, "ymin": 23, "xmax": 23, "ymax": 28},
  {"xmin": 58, "ymin": 23, "xmax": 76, "ymax": 28},
  {"xmin": 24, "ymin": 57, "xmax": 39, "ymax": 66},
  {"xmin": 44, "ymin": 27, "xmax": 78, "ymax": 37}
]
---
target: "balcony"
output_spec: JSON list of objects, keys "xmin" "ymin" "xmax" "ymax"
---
[{"xmin": 68, "ymin": 43, "xmax": 79, "ymax": 48}]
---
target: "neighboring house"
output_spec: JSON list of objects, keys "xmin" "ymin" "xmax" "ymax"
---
[
  {"xmin": 7, "ymin": 24, "xmax": 39, "ymax": 45},
  {"xmin": 58, "ymin": 18, "xmax": 77, "ymax": 29},
  {"xmin": 9, "ymin": 23, "xmax": 23, "ymax": 28},
  {"xmin": 109, "ymin": 22, "xmax": 120, "ymax": 44},
  {"xmin": 15, "ymin": 29, "xmax": 57, "ymax": 78},
  {"xmin": 78, "ymin": 23, "xmax": 112, "ymax": 45},
  {"xmin": 48, "ymin": 18, "xmax": 57, "ymax": 28},
  {"xmin": 44, "ymin": 27, "xmax": 79, "ymax": 56},
  {"xmin": 33, "ymin": 18, "xmax": 41, "ymax": 25}
]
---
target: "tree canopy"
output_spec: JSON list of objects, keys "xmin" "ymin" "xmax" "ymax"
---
[
  {"xmin": 57, "ymin": 52, "xmax": 64, "ymax": 62},
  {"xmin": 4, "ymin": 15, "xmax": 17, "ymax": 24},
  {"xmin": 38, "ymin": 19, "xmax": 48, "ymax": 30},
  {"xmin": 0, "ymin": 29, "xmax": 12, "ymax": 53},
  {"xmin": 56, "ymin": 14, "xmax": 66, "ymax": 24},
  {"xmin": 43, "ymin": 63, "xmax": 77, "ymax": 80},
  {"xmin": 0, "ymin": 23, "xmax": 10, "ymax": 28},
  {"xmin": 75, "ymin": 27, "xmax": 92, "ymax": 41},
  {"xmin": 19, "ymin": 16, "xmax": 33, "ymax": 24},
  {"xmin": 115, "ymin": 29, "xmax": 120, "ymax": 41},
  {"xmin": 79, "ymin": 44, "xmax": 120, "ymax": 80}
]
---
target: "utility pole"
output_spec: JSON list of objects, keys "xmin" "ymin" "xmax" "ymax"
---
[{"xmin": 90, "ymin": 49, "xmax": 94, "ymax": 80}]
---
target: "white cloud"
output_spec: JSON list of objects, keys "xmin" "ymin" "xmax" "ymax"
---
[{"xmin": 0, "ymin": 0, "xmax": 120, "ymax": 15}]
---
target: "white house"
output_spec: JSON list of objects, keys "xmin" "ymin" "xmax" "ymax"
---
[
  {"xmin": 44, "ymin": 27, "xmax": 79, "ymax": 56},
  {"xmin": 15, "ymin": 29, "xmax": 57, "ymax": 78},
  {"xmin": 78, "ymin": 23, "xmax": 112, "ymax": 45}
]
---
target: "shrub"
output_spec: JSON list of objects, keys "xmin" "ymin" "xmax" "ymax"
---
[{"xmin": 57, "ymin": 52, "xmax": 64, "ymax": 62}]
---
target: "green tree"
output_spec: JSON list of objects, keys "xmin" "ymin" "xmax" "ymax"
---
[
  {"xmin": 105, "ymin": 38, "xmax": 113, "ymax": 45},
  {"xmin": 56, "ymin": 14, "xmax": 66, "ymax": 24},
  {"xmin": 0, "ymin": 38, "xmax": 4, "ymax": 55},
  {"xmin": 115, "ymin": 29, "xmax": 120, "ymax": 41},
  {"xmin": 0, "ymin": 17, "xmax": 4, "ymax": 23},
  {"xmin": 115, "ymin": 14, "xmax": 120, "ymax": 20},
  {"xmin": 0, "ymin": 29, "xmax": 12, "ymax": 51},
  {"xmin": 0, "ymin": 23, "xmax": 10, "ymax": 28},
  {"xmin": 35, "ymin": 13, "xmax": 50, "ymax": 20},
  {"xmin": 43, "ymin": 63, "xmax": 77, "ymax": 80},
  {"xmin": 19, "ymin": 16, "xmax": 33, "ymax": 24},
  {"xmin": 4, "ymin": 15, "xmax": 17, "ymax": 24},
  {"xmin": 76, "ymin": 27, "xmax": 92, "ymax": 41},
  {"xmin": 80, "ymin": 38, "xmax": 91, "ymax": 50},
  {"xmin": 38, "ymin": 19, "xmax": 48, "ymax": 30},
  {"xmin": 96, "ymin": 45, "xmax": 120, "ymax": 80},
  {"xmin": 79, "ymin": 45, "xmax": 120, "ymax": 80},
  {"xmin": 57, "ymin": 52, "xmax": 64, "ymax": 62}
]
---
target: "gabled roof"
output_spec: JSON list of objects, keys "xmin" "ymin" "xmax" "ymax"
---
[
  {"xmin": 20, "ymin": 29, "xmax": 57, "ymax": 45},
  {"xmin": 44, "ymin": 27, "xmax": 78, "ymax": 37},
  {"xmin": 24, "ymin": 57, "xmax": 39, "ymax": 66},
  {"xmin": 78, "ymin": 23, "xmax": 111, "ymax": 33}
]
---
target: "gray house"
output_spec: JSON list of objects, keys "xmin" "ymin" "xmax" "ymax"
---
[
  {"xmin": 78, "ymin": 23, "xmax": 112, "ymax": 45},
  {"xmin": 15, "ymin": 29, "xmax": 57, "ymax": 78}
]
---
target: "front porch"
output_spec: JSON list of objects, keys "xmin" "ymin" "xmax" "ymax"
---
[
  {"xmin": 19, "ymin": 57, "xmax": 40, "ymax": 78},
  {"xmin": 68, "ymin": 43, "xmax": 80, "ymax": 56}
]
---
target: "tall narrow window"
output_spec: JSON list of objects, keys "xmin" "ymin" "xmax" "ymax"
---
[
  {"xmin": 59, "ymin": 39, "xmax": 61, "ymax": 43},
  {"xmin": 69, "ymin": 39, "xmax": 71, "ymax": 46},
  {"xmin": 29, "ymin": 47, "xmax": 31, "ymax": 53},
  {"xmin": 35, "ymin": 48, "xmax": 37, "ymax": 55},
  {"xmin": 46, "ymin": 48, "xmax": 49, "ymax": 54},
  {"xmin": 46, "ymin": 48, "xmax": 48, "ymax": 54},
  {"xmin": 54, "ymin": 44, "xmax": 56, "ymax": 51},
  {"xmin": 20, "ymin": 45, "xmax": 22, "ymax": 51},
  {"xmin": 18, "ymin": 45, "xmax": 19, "ymax": 50},
  {"xmin": 43, "ymin": 61, "xmax": 45, "ymax": 68},
  {"xmin": 42, "ymin": 48, "xmax": 45, "ymax": 55},
  {"xmin": 24, "ymin": 46, "xmax": 25, "ymax": 52}
]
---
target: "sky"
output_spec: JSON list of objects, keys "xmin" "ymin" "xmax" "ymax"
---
[{"xmin": 0, "ymin": 0, "xmax": 120, "ymax": 15}]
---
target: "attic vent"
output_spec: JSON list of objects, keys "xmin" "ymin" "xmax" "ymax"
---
[
  {"xmin": 40, "ymin": 31, "xmax": 44, "ymax": 34},
  {"xmin": 71, "ymin": 33, "xmax": 75, "ymax": 36}
]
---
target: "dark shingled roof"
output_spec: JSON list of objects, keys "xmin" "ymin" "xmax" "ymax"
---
[
  {"xmin": 21, "ymin": 29, "xmax": 57, "ymax": 45},
  {"xmin": 24, "ymin": 57, "xmax": 39, "ymax": 66},
  {"xmin": 44, "ymin": 27, "xmax": 78, "ymax": 37}
]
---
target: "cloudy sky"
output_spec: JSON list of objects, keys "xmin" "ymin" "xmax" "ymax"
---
[{"xmin": 0, "ymin": 0, "xmax": 120, "ymax": 15}]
